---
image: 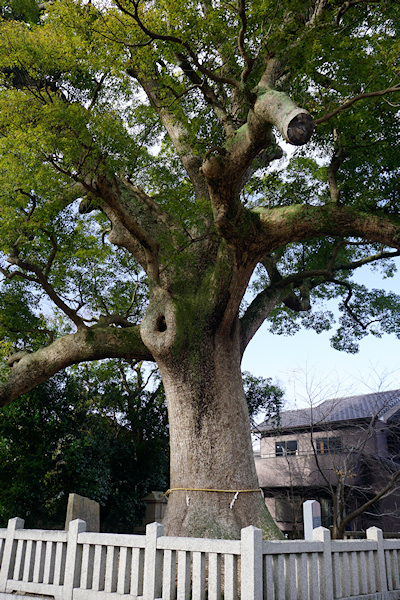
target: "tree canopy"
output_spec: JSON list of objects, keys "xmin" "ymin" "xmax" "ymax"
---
[{"xmin": 1, "ymin": 0, "xmax": 400, "ymax": 537}]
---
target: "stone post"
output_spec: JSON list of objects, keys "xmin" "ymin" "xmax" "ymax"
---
[
  {"xmin": 63, "ymin": 519, "xmax": 86, "ymax": 600},
  {"xmin": 65, "ymin": 493, "xmax": 100, "ymax": 532},
  {"xmin": 303, "ymin": 500, "xmax": 322, "ymax": 540},
  {"xmin": 367, "ymin": 527, "xmax": 388, "ymax": 594},
  {"xmin": 313, "ymin": 526, "xmax": 334, "ymax": 600},
  {"xmin": 0, "ymin": 517, "xmax": 24, "ymax": 592},
  {"xmin": 143, "ymin": 522, "xmax": 164, "ymax": 600},
  {"xmin": 241, "ymin": 526, "xmax": 263, "ymax": 600}
]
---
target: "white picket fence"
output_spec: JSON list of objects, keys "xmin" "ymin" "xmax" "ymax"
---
[{"xmin": 0, "ymin": 517, "xmax": 400, "ymax": 600}]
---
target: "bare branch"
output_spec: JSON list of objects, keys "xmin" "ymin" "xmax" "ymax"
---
[
  {"xmin": 237, "ymin": 0, "xmax": 254, "ymax": 84},
  {"xmin": 336, "ymin": 0, "xmax": 380, "ymax": 25},
  {"xmin": 44, "ymin": 231, "xmax": 58, "ymax": 278},
  {"xmin": 174, "ymin": 52, "xmax": 236, "ymax": 136},
  {"xmin": 6, "ymin": 252, "xmax": 87, "ymax": 330},
  {"xmin": 336, "ymin": 249, "xmax": 400, "ymax": 272},
  {"xmin": 116, "ymin": 0, "xmax": 241, "ymax": 89},
  {"xmin": 331, "ymin": 278, "xmax": 369, "ymax": 330},
  {"xmin": 315, "ymin": 85, "xmax": 400, "ymax": 125},
  {"xmin": 88, "ymin": 73, "xmax": 107, "ymax": 111}
]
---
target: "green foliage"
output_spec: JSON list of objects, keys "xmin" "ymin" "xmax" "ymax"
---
[
  {"xmin": 0, "ymin": 0, "xmax": 399, "ymax": 390},
  {"xmin": 242, "ymin": 371, "xmax": 284, "ymax": 428},
  {"xmin": 0, "ymin": 366, "xmax": 169, "ymax": 532}
]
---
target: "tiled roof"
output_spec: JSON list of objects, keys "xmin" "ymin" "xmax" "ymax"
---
[{"xmin": 257, "ymin": 389, "xmax": 400, "ymax": 432}]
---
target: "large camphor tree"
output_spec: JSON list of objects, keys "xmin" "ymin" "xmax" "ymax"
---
[{"xmin": 1, "ymin": 0, "xmax": 400, "ymax": 538}]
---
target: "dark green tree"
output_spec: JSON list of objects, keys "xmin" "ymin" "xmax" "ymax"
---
[{"xmin": 0, "ymin": 365, "xmax": 169, "ymax": 532}]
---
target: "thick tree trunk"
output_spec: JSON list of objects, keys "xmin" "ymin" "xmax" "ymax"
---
[
  {"xmin": 139, "ymin": 287, "xmax": 281, "ymax": 538},
  {"xmin": 154, "ymin": 329, "xmax": 281, "ymax": 538}
]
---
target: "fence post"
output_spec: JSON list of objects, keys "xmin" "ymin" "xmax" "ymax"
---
[
  {"xmin": 0, "ymin": 517, "xmax": 24, "ymax": 593},
  {"xmin": 313, "ymin": 526, "xmax": 334, "ymax": 600},
  {"xmin": 366, "ymin": 527, "xmax": 388, "ymax": 594},
  {"xmin": 143, "ymin": 522, "xmax": 164, "ymax": 600},
  {"xmin": 63, "ymin": 518, "xmax": 86, "ymax": 600},
  {"xmin": 241, "ymin": 526, "xmax": 263, "ymax": 600}
]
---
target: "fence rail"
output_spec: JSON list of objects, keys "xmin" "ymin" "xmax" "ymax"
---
[{"xmin": 0, "ymin": 517, "xmax": 400, "ymax": 600}]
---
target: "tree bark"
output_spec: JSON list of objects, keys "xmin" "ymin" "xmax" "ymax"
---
[{"xmin": 140, "ymin": 289, "xmax": 281, "ymax": 538}]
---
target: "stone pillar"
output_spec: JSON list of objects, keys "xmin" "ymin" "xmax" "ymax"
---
[
  {"xmin": 65, "ymin": 493, "xmax": 100, "ymax": 532},
  {"xmin": 135, "ymin": 492, "xmax": 168, "ymax": 534},
  {"xmin": 63, "ymin": 519, "xmax": 86, "ymax": 600},
  {"xmin": 313, "ymin": 526, "xmax": 334, "ymax": 600},
  {"xmin": 0, "ymin": 517, "xmax": 24, "ymax": 592},
  {"xmin": 143, "ymin": 522, "xmax": 164, "ymax": 600},
  {"xmin": 367, "ymin": 527, "xmax": 388, "ymax": 593},
  {"xmin": 241, "ymin": 526, "xmax": 263, "ymax": 600},
  {"xmin": 303, "ymin": 500, "xmax": 321, "ymax": 540}
]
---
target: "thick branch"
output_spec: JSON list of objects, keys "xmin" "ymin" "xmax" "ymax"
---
[
  {"xmin": 255, "ymin": 204, "xmax": 400, "ymax": 257},
  {"xmin": 0, "ymin": 325, "xmax": 153, "ymax": 406},
  {"xmin": 327, "ymin": 141, "xmax": 347, "ymax": 203},
  {"xmin": 130, "ymin": 70, "xmax": 209, "ymax": 200},
  {"xmin": 202, "ymin": 89, "xmax": 314, "ymax": 233},
  {"xmin": 239, "ymin": 286, "xmax": 289, "ymax": 354},
  {"xmin": 122, "ymin": 179, "xmax": 179, "ymax": 230},
  {"xmin": 96, "ymin": 176, "xmax": 160, "ymax": 281}
]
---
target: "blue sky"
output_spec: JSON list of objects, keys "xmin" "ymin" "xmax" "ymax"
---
[{"xmin": 242, "ymin": 261, "xmax": 400, "ymax": 410}]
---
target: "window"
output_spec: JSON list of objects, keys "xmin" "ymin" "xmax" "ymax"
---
[
  {"xmin": 275, "ymin": 440, "xmax": 298, "ymax": 456},
  {"xmin": 316, "ymin": 437, "xmax": 341, "ymax": 454}
]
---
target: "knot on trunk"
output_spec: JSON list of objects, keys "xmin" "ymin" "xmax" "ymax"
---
[
  {"xmin": 140, "ymin": 289, "xmax": 176, "ymax": 357},
  {"xmin": 7, "ymin": 351, "xmax": 30, "ymax": 367}
]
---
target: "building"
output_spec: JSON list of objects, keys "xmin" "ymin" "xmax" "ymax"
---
[{"xmin": 255, "ymin": 389, "xmax": 400, "ymax": 537}]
